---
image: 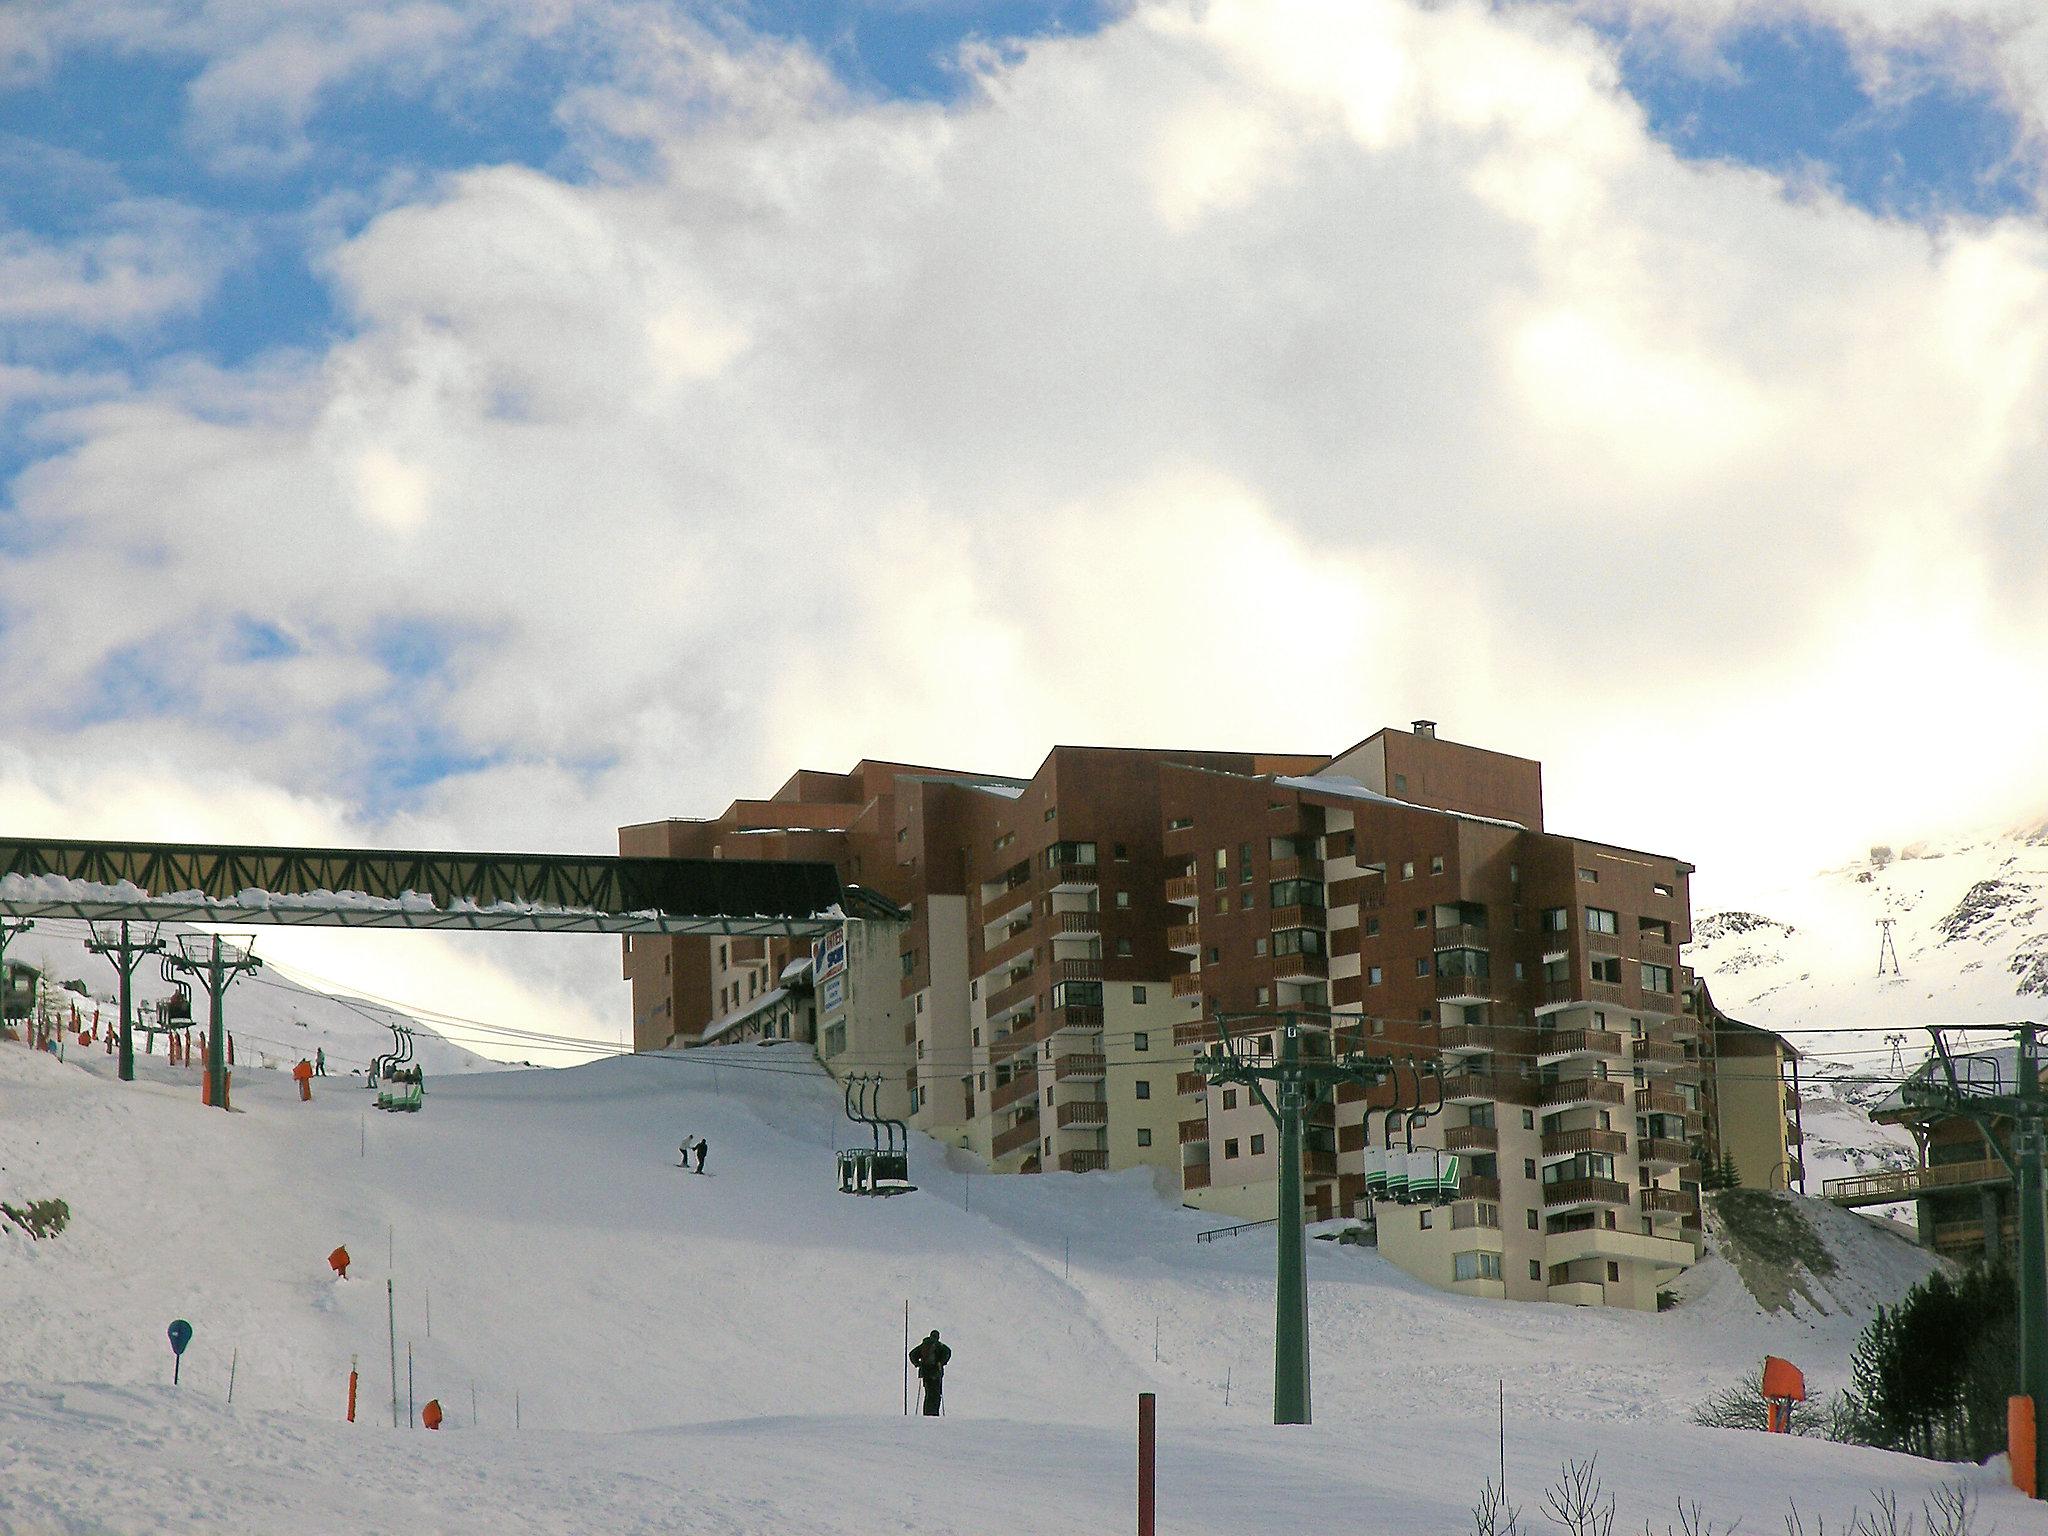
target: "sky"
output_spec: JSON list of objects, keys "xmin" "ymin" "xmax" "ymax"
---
[{"xmin": 3, "ymin": 0, "xmax": 2048, "ymax": 1053}]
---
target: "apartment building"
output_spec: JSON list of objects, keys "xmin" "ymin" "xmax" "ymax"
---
[{"xmin": 621, "ymin": 723, "xmax": 1742, "ymax": 1311}]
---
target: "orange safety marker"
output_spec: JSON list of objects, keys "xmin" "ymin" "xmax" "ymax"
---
[
  {"xmin": 2014, "ymin": 1396, "xmax": 2038, "ymax": 1497},
  {"xmin": 422, "ymin": 1398, "xmax": 443, "ymax": 1431},
  {"xmin": 1761, "ymin": 1355, "xmax": 1807, "ymax": 1433},
  {"xmin": 348, "ymin": 1356, "xmax": 359, "ymax": 1423},
  {"xmin": 329, "ymin": 1245, "xmax": 351, "ymax": 1279}
]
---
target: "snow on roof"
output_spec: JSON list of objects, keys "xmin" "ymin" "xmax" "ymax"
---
[
  {"xmin": 1273, "ymin": 774, "xmax": 1527, "ymax": 831},
  {"xmin": 779, "ymin": 956, "xmax": 813, "ymax": 984},
  {"xmin": 700, "ymin": 985, "xmax": 792, "ymax": 1044},
  {"xmin": 1873, "ymin": 1043, "xmax": 2022, "ymax": 1117}
]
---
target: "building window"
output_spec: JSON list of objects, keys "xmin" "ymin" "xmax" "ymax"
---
[
  {"xmin": 1419, "ymin": 1208, "xmax": 1433, "ymax": 1229},
  {"xmin": 1137, "ymin": 1128, "xmax": 1152, "ymax": 1148},
  {"xmin": 1044, "ymin": 807, "xmax": 1057, "ymax": 822},
  {"xmin": 1413, "ymin": 908, "xmax": 1427, "ymax": 927},
  {"xmin": 1250, "ymin": 1134, "xmax": 1266, "ymax": 1155},
  {"xmin": 1606, "ymin": 1262, "xmax": 1620, "ymax": 1283},
  {"xmin": 995, "ymin": 832, "xmax": 1014, "ymax": 851},
  {"xmin": 1541, "ymin": 907, "xmax": 1568, "ymax": 933},
  {"xmin": 1256, "ymin": 985, "xmax": 1271, "ymax": 1005},
  {"xmin": 1206, "ymin": 946, "xmax": 1220, "ymax": 964},
  {"xmin": 1523, "ymin": 1158, "xmax": 1536, "ymax": 1179},
  {"xmin": 1239, "ymin": 842, "xmax": 1254, "ymax": 883},
  {"xmin": 1222, "ymin": 1089, "xmax": 1237, "ymax": 1109},
  {"xmin": 1509, "ymin": 863, "xmax": 1519, "ymax": 883},
  {"xmin": 1367, "ymin": 966, "xmax": 1383, "ymax": 986},
  {"xmin": 1590, "ymin": 957, "xmax": 1622, "ymax": 984},
  {"xmin": 1116, "ymin": 938, "xmax": 1133, "ymax": 957},
  {"xmin": 1415, "ymin": 956, "xmax": 1431, "ymax": 977},
  {"xmin": 1134, "ymin": 1032, "xmax": 1150, "ymax": 1052},
  {"xmin": 1526, "ymin": 1209, "xmax": 1539, "ymax": 1230},
  {"xmin": 1132, "ymin": 985, "xmax": 1146, "ymax": 1003},
  {"xmin": 1111, "ymin": 841, "xmax": 1129, "ymax": 861},
  {"xmin": 1394, "ymin": 773, "xmax": 1408, "ymax": 792},
  {"xmin": 1216, "ymin": 895, "xmax": 1229, "ymax": 914},
  {"xmin": 901, "ymin": 950, "xmax": 918, "ymax": 978},
  {"xmin": 1168, "ymin": 816, "xmax": 1193, "ymax": 831},
  {"xmin": 1578, "ymin": 868, "xmax": 1598, "ymax": 883},
  {"xmin": 1241, "ymin": 891, "xmax": 1254, "ymax": 910},
  {"xmin": 1255, "ymin": 938, "xmax": 1268, "ymax": 957},
  {"xmin": 663, "ymin": 954, "xmax": 670, "ymax": 976},
  {"xmin": 1521, "ymin": 1110, "xmax": 1535, "ymax": 1130},
  {"xmin": 1215, "ymin": 848, "xmax": 1228, "ymax": 886},
  {"xmin": 1530, "ymin": 1259, "xmax": 1542, "ymax": 1281},
  {"xmin": 1116, "ymin": 890, "xmax": 1132, "ymax": 909},
  {"xmin": 1430, "ymin": 855, "xmax": 1444, "ymax": 876},
  {"xmin": 1365, "ymin": 916, "xmax": 1380, "ymax": 936},
  {"xmin": 1402, "ymin": 861, "xmax": 1415, "ymax": 880},
  {"xmin": 1641, "ymin": 963, "xmax": 1674, "ymax": 994},
  {"xmin": 916, "ymin": 994, "xmax": 926, "ymax": 1014},
  {"xmin": 1454, "ymin": 1251, "xmax": 1502, "ymax": 1282},
  {"xmin": 1052, "ymin": 980, "xmax": 1104, "ymax": 1008},
  {"xmin": 1224, "ymin": 1138, "xmax": 1240, "ymax": 1159},
  {"xmin": 1135, "ymin": 1081, "xmax": 1151, "ymax": 1100},
  {"xmin": 1652, "ymin": 881, "xmax": 1672, "ymax": 897},
  {"xmin": 1585, "ymin": 907, "xmax": 1618, "ymax": 935}
]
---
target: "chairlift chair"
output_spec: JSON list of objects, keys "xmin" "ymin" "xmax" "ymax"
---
[{"xmin": 834, "ymin": 1074, "xmax": 915, "ymax": 1196}]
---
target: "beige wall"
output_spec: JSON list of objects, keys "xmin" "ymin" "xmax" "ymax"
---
[
  {"xmin": 1104, "ymin": 983, "xmax": 1192, "ymax": 1175},
  {"xmin": 815, "ymin": 916, "xmax": 915, "ymax": 1121},
  {"xmin": 913, "ymin": 895, "xmax": 973, "ymax": 1140},
  {"xmin": 1716, "ymin": 1039, "xmax": 1793, "ymax": 1190}
]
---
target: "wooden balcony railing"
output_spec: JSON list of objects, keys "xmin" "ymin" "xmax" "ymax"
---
[
  {"xmin": 1176, "ymin": 1070, "xmax": 1207, "ymax": 1097},
  {"xmin": 1054, "ymin": 1053, "xmax": 1106, "ymax": 1082},
  {"xmin": 1635, "ymin": 1088, "xmax": 1696, "ymax": 1118},
  {"xmin": 1458, "ymin": 1175, "xmax": 1502, "ymax": 1202},
  {"xmin": 991, "ymin": 1072, "xmax": 1039, "ymax": 1115},
  {"xmin": 1536, "ymin": 1077, "xmax": 1625, "ymax": 1109},
  {"xmin": 1168, "ymin": 922, "xmax": 1200, "ymax": 951},
  {"xmin": 1637, "ymin": 1137, "xmax": 1693, "ymax": 1167},
  {"xmin": 1445, "ymin": 1123, "xmax": 1499, "ymax": 1151},
  {"xmin": 1641, "ymin": 1187, "xmax": 1697, "ymax": 1218},
  {"xmin": 1052, "ymin": 958, "xmax": 1102, "ymax": 984},
  {"xmin": 1051, "ymin": 910, "xmax": 1101, "ymax": 937},
  {"xmin": 1056, "ymin": 1100, "xmax": 1108, "ymax": 1129},
  {"xmin": 1165, "ymin": 874, "xmax": 1199, "ymax": 904},
  {"xmin": 1059, "ymin": 1149, "xmax": 1108, "ymax": 1173},
  {"xmin": 1170, "ymin": 971, "xmax": 1203, "ymax": 999},
  {"xmin": 1541, "ymin": 1177, "xmax": 1632, "ymax": 1209},
  {"xmin": 1178, "ymin": 1117, "xmax": 1210, "ymax": 1145},
  {"xmin": 991, "ymin": 1115, "xmax": 1041, "ymax": 1158},
  {"xmin": 1182, "ymin": 1160, "xmax": 1211, "ymax": 1190},
  {"xmin": 1536, "ymin": 1029, "xmax": 1625, "ymax": 1059},
  {"xmin": 1541, "ymin": 1127, "xmax": 1626, "ymax": 1158},
  {"xmin": 984, "ymin": 971, "xmax": 1037, "ymax": 1020},
  {"xmin": 1823, "ymin": 1158, "xmax": 2008, "ymax": 1206}
]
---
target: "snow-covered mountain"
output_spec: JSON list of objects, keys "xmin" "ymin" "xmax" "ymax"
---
[
  {"xmin": 1690, "ymin": 818, "xmax": 2048, "ymax": 1047},
  {"xmin": 5, "ymin": 917, "xmax": 488, "ymax": 1077}
]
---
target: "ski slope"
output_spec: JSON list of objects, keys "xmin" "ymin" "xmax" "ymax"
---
[{"xmin": 0, "ymin": 1037, "xmax": 2024, "ymax": 1534}]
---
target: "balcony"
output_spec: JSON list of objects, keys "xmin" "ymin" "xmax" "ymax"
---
[
  {"xmin": 1168, "ymin": 922, "xmax": 1201, "ymax": 953},
  {"xmin": 1273, "ymin": 947, "xmax": 1328, "ymax": 982},
  {"xmin": 1536, "ymin": 1077, "xmax": 1625, "ymax": 1109},
  {"xmin": 1444, "ymin": 1123, "xmax": 1499, "ymax": 1152},
  {"xmin": 1433, "ymin": 922, "xmax": 1490, "ymax": 952},
  {"xmin": 1047, "ymin": 860, "xmax": 1100, "ymax": 892},
  {"xmin": 1541, "ymin": 1127, "xmax": 1627, "ymax": 1158},
  {"xmin": 1439, "ymin": 1022, "xmax": 1521, "ymax": 1057},
  {"xmin": 1059, "ymin": 1149, "xmax": 1108, "ymax": 1173},
  {"xmin": 1178, "ymin": 1116, "xmax": 1210, "ymax": 1146},
  {"xmin": 1637, "ymin": 932, "xmax": 1676, "ymax": 962},
  {"xmin": 989, "ymin": 1028, "xmax": 1035, "ymax": 1065},
  {"xmin": 1633, "ymin": 1039, "xmax": 1688, "ymax": 1070},
  {"xmin": 984, "ymin": 971, "xmax": 1038, "ymax": 1022},
  {"xmin": 1050, "ymin": 911, "xmax": 1100, "ymax": 938},
  {"xmin": 991, "ymin": 1115, "xmax": 1041, "ymax": 1159},
  {"xmin": 1535, "ymin": 979, "xmax": 1579, "ymax": 1017},
  {"xmin": 1054, "ymin": 1053, "xmax": 1106, "ymax": 1083},
  {"xmin": 1176, "ymin": 1070, "xmax": 1206, "ymax": 1097},
  {"xmin": 1183, "ymin": 1160, "xmax": 1211, "ymax": 1190},
  {"xmin": 982, "ymin": 886, "xmax": 1033, "ymax": 932},
  {"xmin": 1458, "ymin": 1174, "xmax": 1502, "ymax": 1202},
  {"xmin": 1047, "ymin": 1004, "xmax": 1104, "ymax": 1033},
  {"xmin": 1056, "ymin": 1099, "xmax": 1108, "ymax": 1129},
  {"xmin": 1268, "ymin": 904, "xmax": 1325, "ymax": 934},
  {"xmin": 1542, "ymin": 1177, "xmax": 1633, "ymax": 1210},
  {"xmin": 1634, "ymin": 989, "xmax": 1677, "ymax": 1017},
  {"xmin": 979, "ymin": 919, "xmax": 1036, "ymax": 974},
  {"xmin": 991, "ymin": 1072, "xmax": 1039, "ymax": 1115},
  {"xmin": 1537, "ymin": 929, "xmax": 1571, "ymax": 960},
  {"xmin": 1635, "ymin": 1087, "xmax": 1696, "ymax": 1119},
  {"xmin": 1170, "ymin": 971, "xmax": 1203, "ymax": 999},
  {"xmin": 1637, "ymin": 1137, "xmax": 1693, "ymax": 1168},
  {"xmin": 1174, "ymin": 1019, "xmax": 1212, "ymax": 1049},
  {"xmin": 1822, "ymin": 1157, "xmax": 2008, "ymax": 1208},
  {"xmin": 1434, "ymin": 966, "xmax": 1491, "ymax": 1004},
  {"xmin": 1269, "ymin": 856, "xmax": 1323, "ymax": 883},
  {"xmin": 1304, "ymin": 1148, "xmax": 1337, "ymax": 1179},
  {"xmin": 1443, "ymin": 1069, "xmax": 1538, "ymax": 1106},
  {"xmin": 1536, "ymin": 1029, "xmax": 1625, "ymax": 1064},
  {"xmin": 1641, "ymin": 1187, "xmax": 1697, "ymax": 1219},
  {"xmin": 1165, "ymin": 874, "xmax": 1199, "ymax": 906},
  {"xmin": 1052, "ymin": 958, "xmax": 1102, "ymax": 985}
]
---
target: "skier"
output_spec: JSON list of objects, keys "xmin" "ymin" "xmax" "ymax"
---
[
  {"xmin": 908, "ymin": 1329, "xmax": 950, "ymax": 1417},
  {"xmin": 694, "ymin": 1137, "xmax": 709, "ymax": 1175},
  {"xmin": 679, "ymin": 1136, "xmax": 697, "ymax": 1169},
  {"xmin": 315, "ymin": 1047, "xmax": 326, "ymax": 1077}
]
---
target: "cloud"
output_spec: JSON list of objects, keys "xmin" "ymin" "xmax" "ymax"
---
[
  {"xmin": 8, "ymin": 0, "xmax": 2048, "ymax": 1044},
  {"xmin": 0, "ymin": 200, "xmax": 236, "ymax": 332}
]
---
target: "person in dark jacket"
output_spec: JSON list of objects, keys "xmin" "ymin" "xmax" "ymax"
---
[
  {"xmin": 694, "ymin": 1137, "xmax": 709, "ymax": 1174},
  {"xmin": 908, "ymin": 1329, "xmax": 950, "ymax": 1416}
]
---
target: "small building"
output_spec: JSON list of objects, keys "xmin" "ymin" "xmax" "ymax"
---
[
  {"xmin": 2, "ymin": 959, "xmax": 39, "ymax": 1022},
  {"xmin": 1690, "ymin": 981, "xmax": 1805, "ymax": 1193}
]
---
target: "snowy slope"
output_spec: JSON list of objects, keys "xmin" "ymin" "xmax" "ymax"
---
[
  {"xmin": 0, "ymin": 1036, "xmax": 2023, "ymax": 1533},
  {"xmin": 5, "ymin": 916, "xmax": 488, "ymax": 1076}
]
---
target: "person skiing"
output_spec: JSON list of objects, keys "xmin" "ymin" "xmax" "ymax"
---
[
  {"xmin": 693, "ymin": 1137, "xmax": 709, "ymax": 1174},
  {"xmin": 909, "ymin": 1329, "xmax": 950, "ymax": 1416},
  {"xmin": 314, "ymin": 1047, "xmax": 325, "ymax": 1077},
  {"xmin": 679, "ymin": 1136, "xmax": 697, "ymax": 1169}
]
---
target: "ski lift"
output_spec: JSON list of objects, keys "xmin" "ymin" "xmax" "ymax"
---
[
  {"xmin": 373, "ymin": 1026, "xmax": 421, "ymax": 1112},
  {"xmin": 834, "ymin": 1075, "xmax": 915, "ymax": 1196}
]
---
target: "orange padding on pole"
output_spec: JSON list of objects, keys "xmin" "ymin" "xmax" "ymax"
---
[
  {"xmin": 422, "ymin": 1399, "xmax": 443, "ymax": 1431},
  {"xmin": 2013, "ymin": 1396, "xmax": 2037, "ymax": 1498},
  {"xmin": 1761, "ymin": 1356, "xmax": 1806, "ymax": 1402}
]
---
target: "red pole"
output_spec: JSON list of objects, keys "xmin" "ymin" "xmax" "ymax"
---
[
  {"xmin": 348, "ymin": 1359, "xmax": 359, "ymax": 1423},
  {"xmin": 1138, "ymin": 1392, "xmax": 1156, "ymax": 1536}
]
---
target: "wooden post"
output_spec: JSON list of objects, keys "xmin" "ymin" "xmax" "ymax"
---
[{"xmin": 1138, "ymin": 1392, "xmax": 1156, "ymax": 1536}]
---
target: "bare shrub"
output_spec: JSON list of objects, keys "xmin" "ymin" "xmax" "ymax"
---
[
  {"xmin": 1471, "ymin": 1478, "xmax": 1523, "ymax": 1536},
  {"xmin": 1542, "ymin": 1458, "xmax": 1616, "ymax": 1536}
]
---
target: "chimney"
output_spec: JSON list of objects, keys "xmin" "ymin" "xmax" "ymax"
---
[{"xmin": 1412, "ymin": 719, "xmax": 1437, "ymax": 739}]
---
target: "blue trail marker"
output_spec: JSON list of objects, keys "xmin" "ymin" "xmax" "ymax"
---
[{"xmin": 167, "ymin": 1319, "xmax": 192, "ymax": 1385}]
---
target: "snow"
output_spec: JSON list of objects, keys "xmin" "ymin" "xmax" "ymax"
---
[
  {"xmin": 1274, "ymin": 772, "xmax": 1527, "ymax": 830},
  {"xmin": 1, "ymin": 1030, "xmax": 2028, "ymax": 1532}
]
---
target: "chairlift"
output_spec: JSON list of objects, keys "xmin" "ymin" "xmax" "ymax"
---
[
  {"xmin": 834, "ymin": 1074, "xmax": 915, "ymax": 1196},
  {"xmin": 372, "ymin": 1025, "xmax": 423, "ymax": 1112}
]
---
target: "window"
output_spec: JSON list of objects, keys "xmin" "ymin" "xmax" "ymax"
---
[
  {"xmin": 1430, "ymin": 855, "xmax": 1444, "ymax": 876},
  {"xmin": 1419, "ymin": 1208, "xmax": 1433, "ymax": 1229},
  {"xmin": 1224, "ymin": 1138, "xmax": 1240, "ymax": 1159},
  {"xmin": 1413, "ymin": 908, "xmax": 1427, "ymax": 927},
  {"xmin": 995, "ymin": 832, "xmax": 1014, "ymax": 851},
  {"xmin": 662, "ymin": 954, "xmax": 670, "ymax": 976},
  {"xmin": 1509, "ymin": 863, "xmax": 1519, "ymax": 883},
  {"xmin": 1216, "ymin": 895, "xmax": 1229, "ymax": 914},
  {"xmin": 916, "ymin": 1040, "xmax": 925, "ymax": 1059},
  {"xmin": 1590, "ymin": 956, "xmax": 1622, "ymax": 984},
  {"xmin": 1541, "ymin": 907, "xmax": 1569, "ymax": 933},
  {"xmin": 901, "ymin": 950, "xmax": 918, "ymax": 978},
  {"xmin": 718, "ymin": 944, "xmax": 729, "ymax": 967},
  {"xmin": 1415, "ymin": 956, "xmax": 1431, "ymax": 977},
  {"xmin": 1167, "ymin": 816, "xmax": 1193, "ymax": 831},
  {"xmin": 1115, "ymin": 890, "xmax": 1131, "ymax": 909},
  {"xmin": 1395, "ymin": 773, "xmax": 1408, "ymax": 792},
  {"xmin": 1606, "ymin": 1262, "xmax": 1620, "ymax": 1283},
  {"xmin": 897, "ymin": 827, "xmax": 908, "ymax": 844},
  {"xmin": 1529, "ymin": 1260, "xmax": 1542, "ymax": 1281},
  {"xmin": 1365, "ymin": 916, "xmax": 1380, "ymax": 936},
  {"xmin": 1137, "ymin": 1128, "xmax": 1152, "ymax": 1148},
  {"xmin": 1239, "ymin": 843, "xmax": 1253, "ymax": 884},
  {"xmin": 1052, "ymin": 980, "xmax": 1103, "ymax": 1008},
  {"xmin": 1206, "ymin": 945, "xmax": 1220, "ymax": 964},
  {"xmin": 1367, "ymin": 966, "xmax": 1383, "ymax": 986},
  {"xmin": 978, "ymin": 1071, "xmax": 986, "ymax": 1089},
  {"xmin": 1523, "ymin": 1158, "xmax": 1537, "ymax": 1179},
  {"xmin": 1254, "ymin": 938, "xmax": 1268, "ymax": 957},
  {"xmin": 1240, "ymin": 891, "xmax": 1254, "ymax": 910},
  {"xmin": 1256, "ymin": 986, "xmax": 1271, "ymax": 1005},
  {"xmin": 1454, "ymin": 1251, "xmax": 1502, "ymax": 1282},
  {"xmin": 1585, "ymin": 907, "xmax": 1618, "ymax": 935},
  {"xmin": 1043, "ymin": 807, "xmax": 1057, "ymax": 822},
  {"xmin": 1652, "ymin": 881, "xmax": 1673, "ymax": 897},
  {"xmin": 1521, "ymin": 1110, "xmax": 1535, "ymax": 1130},
  {"xmin": 1135, "ymin": 1080, "xmax": 1151, "ymax": 1100},
  {"xmin": 1641, "ymin": 963, "xmax": 1674, "ymax": 994},
  {"xmin": 1134, "ymin": 1031, "xmax": 1150, "ymax": 1052},
  {"xmin": 1402, "ymin": 861, "xmax": 1416, "ymax": 880},
  {"xmin": 1250, "ymin": 1133, "xmax": 1265, "ymax": 1155},
  {"xmin": 1270, "ymin": 878, "xmax": 1326, "ymax": 911},
  {"xmin": 1223, "ymin": 1089, "xmax": 1237, "ymax": 1109},
  {"xmin": 1047, "ymin": 840, "xmax": 1096, "ymax": 869},
  {"xmin": 1578, "ymin": 867, "xmax": 1598, "ymax": 883},
  {"xmin": 1114, "ymin": 842, "xmax": 1129, "ymax": 861},
  {"xmin": 1526, "ymin": 1209, "xmax": 1539, "ymax": 1230},
  {"xmin": 1274, "ymin": 928, "xmax": 1323, "ymax": 958},
  {"xmin": 1215, "ymin": 848, "xmax": 1228, "ymax": 888},
  {"xmin": 1131, "ymin": 985, "xmax": 1146, "ymax": 1003},
  {"xmin": 1116, "ymin": 938, "xmax": 1133, "ymax": 957}
]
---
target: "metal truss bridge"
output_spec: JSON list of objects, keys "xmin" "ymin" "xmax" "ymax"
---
[{"xmin": 0, "ymin": 836, "xmax": 846, "ymax": 937}]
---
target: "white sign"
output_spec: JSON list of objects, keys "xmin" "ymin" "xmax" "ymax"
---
[
  {"xmin": 813, "ymin": 928, "xmax": 848, "ymax": 982},
  {"xmin": 821, "ymin": 974, "xmax": 845, "ymax": 1014}
]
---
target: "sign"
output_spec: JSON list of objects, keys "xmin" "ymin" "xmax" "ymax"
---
[
  {"xmin": 821, "ymin": 975, "xmax": 845, "ymax": 1015},
  {"xmin": 167, "ymin": 1318, "xmax": 192, "ymax": 1385},
  {"xmin": 813, "ymin": 927, "xmax": 847, "ymax": 982}
]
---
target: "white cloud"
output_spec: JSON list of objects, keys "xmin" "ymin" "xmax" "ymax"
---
[{"xmin": 9, "ymin": 0, "xmax": 2048, "ymax": 1046}]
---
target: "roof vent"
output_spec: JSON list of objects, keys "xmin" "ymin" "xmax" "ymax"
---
[{"xmin": 1412, "ymin": 719, "xmax": 1437, "ymax": 738}]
